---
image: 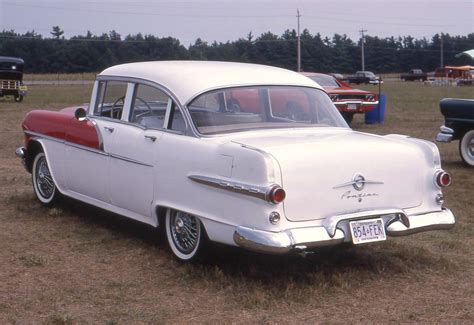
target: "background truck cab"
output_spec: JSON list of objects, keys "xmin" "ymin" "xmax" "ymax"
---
[{"xmin": 0, "ymin": 56, "xmax": 28, "ymax": 102}]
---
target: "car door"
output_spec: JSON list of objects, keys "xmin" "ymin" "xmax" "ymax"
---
[
  {"xmin": 64, "ymin": 80, "xmax": 129, "ymax": 203},
  {"xmin": 106, "ymin": 82, "xmax": 172, "ymax": 219}
]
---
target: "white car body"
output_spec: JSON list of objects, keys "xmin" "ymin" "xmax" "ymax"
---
[{"xmin": 17, "ymin": 61, "xmax": 455, "ymax": 260}]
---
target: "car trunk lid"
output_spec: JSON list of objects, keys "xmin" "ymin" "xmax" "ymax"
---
[{"xmin": 231, "ymin": 129, "xmax": 425, "ymax": 222}]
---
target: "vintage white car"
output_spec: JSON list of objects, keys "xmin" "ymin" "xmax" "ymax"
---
[{"xmin": 16, "ymin": 61, "xmax": 455, "ymax": 261}]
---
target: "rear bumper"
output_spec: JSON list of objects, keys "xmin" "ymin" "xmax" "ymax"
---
[
  {"xmin": 335, "ymin": 101, "xmax": 378, "ymax": 113},
  {"xmin": 436, "ymin": 125, "xmax": 454, "ymax": 143},
  {"xmin": 233, "ymin": 208, "xmax": 455, "ymax": 254}
]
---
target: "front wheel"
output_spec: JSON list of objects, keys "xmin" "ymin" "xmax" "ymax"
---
[
  {"xmin": 165, "ymin": 209, "xmax": 206, "ymax": 262},
  {"xmin": 459, "ymin": 130, "xmax": 474, "ymax": 167},
  {"xmin": 32, "ymin": 152, "xmax": 59, "ymax": 205},
  {"xmin": 15, "ymin": 95, "xmax": 23, "ymax": 102}
]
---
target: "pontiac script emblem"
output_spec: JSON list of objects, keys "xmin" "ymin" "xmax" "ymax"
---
[{"xmin": 333, "ymin": 174, "xmax": 383, "ymax": 202}]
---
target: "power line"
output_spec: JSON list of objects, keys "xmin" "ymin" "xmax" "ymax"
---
[{"xmin": 3, "ymin": 1, "xmax": 457, "ymax": 27}]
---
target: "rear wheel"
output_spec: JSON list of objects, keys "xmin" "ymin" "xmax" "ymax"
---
[
  {"xmin": 32, "ymin": 152, "xmax": 59, "ymax": 205},
  {"xmin": 165, "ymin": 209, "xmax": 206, "ymax": 262},
  {"xmin": 459, "ymin": 130, "xmax": 474, "ymax": 167}
]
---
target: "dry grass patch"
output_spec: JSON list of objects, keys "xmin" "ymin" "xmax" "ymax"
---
[{"xmin": 0, "ymin": 82, "xmax": 473, "ymax": 323}]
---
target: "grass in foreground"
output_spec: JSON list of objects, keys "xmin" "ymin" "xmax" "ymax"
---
[{"xmin": 0, "ymin": 82, "xmax": 472, "ymax": 323}]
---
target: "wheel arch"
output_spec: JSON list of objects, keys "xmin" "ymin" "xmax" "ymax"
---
[
  {"xmin": 25, "ymin": 138, "xmax": 65, "ymax": 195},
  {"xmin": 25, "ymin": 139, "xmax": 44, "ymax": 173},
  {"xmin": 153, "ymin": 204, "xmax": 213, "ymax": 241}
]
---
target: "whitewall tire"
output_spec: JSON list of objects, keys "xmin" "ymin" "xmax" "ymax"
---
[
  {"xmin": 459, "ymin": 130, "xmax": 474, "ymax": 167},
  {"xmin": 165, "ymin": 209, "xmax": 205, "ymax": 262},
  {"xmin": 32, "ymin": 152, "xmax": 58, "ymax": 205}
]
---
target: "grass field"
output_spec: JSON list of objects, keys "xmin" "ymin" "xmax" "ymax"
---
[{"xmin": 0, "ymin": 82, "xmax": 473, "ymax": 323}]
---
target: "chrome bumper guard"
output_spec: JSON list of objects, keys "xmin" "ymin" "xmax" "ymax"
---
[
  {"xmin": 436, "ymin": 125, "xmax": 454, "ymax": 143},
  {"xmin": 15, "ymin": 147, "xmax": 26, "ymax": 159},
  {"xmin": 15, "ymin": 147, "xmax": 28, "ymax": 170},
  {"xmin": 233, "ymin": 208, "xmax": 455, "ymax": 254}
]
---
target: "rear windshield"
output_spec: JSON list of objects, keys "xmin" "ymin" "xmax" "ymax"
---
[
  {"xmin": 188, "ymin": 86, "xmax": 348, "ymax": 135},
  {"xmin": 308, "ymin": 74, "xmax": 340, "ymax": 87}
]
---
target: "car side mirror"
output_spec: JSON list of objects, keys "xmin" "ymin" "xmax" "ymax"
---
[{"xmin": 74, "ymin": 107, "xmax": 87, "ymax": 121}]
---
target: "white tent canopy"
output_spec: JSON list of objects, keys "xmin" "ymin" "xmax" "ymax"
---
[{"xmin": 456, "ymin": 49, "xmax": 474, "ymax": 59}]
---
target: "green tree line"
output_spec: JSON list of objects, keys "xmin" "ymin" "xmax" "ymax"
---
[{"xmin": 1, "ymin": 27, "xmax": 473, "ymax": 74}]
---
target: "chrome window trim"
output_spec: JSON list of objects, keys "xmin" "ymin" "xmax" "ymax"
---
[
  {"xmin": 121, "ymin": 83, "xmax": 136, "ymax": 122},
  {"xmin": 163, "ymin": 98, "xmax": 173, "ymax": 129},
  {"xmin": 187, "ymin": 85, "xmax": 347, "ymax": 138},
  {"xmin": 96, "ymin": 75, "xmax": 197, "ymax": 137}
]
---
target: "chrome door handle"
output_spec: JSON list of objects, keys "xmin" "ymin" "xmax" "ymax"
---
[
  {"xmin": 104, "ymin": 126, "xmax": 114, "ymax": 133},
  {"xmin": 144, "ymin": 135, "xmax": 157, "ymax": 142}
]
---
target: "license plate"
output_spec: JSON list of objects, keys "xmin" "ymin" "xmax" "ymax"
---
[
  {"xmin": 19, "ymin": 86, "xmax": 28, "ymax": 91},
  {"xmin": 347, "ymin": 103, "xmax": 358, "ymax": 110},
  {"xmin": 349, "ymin": 219, "xmax": 386, "ymax": 244}
]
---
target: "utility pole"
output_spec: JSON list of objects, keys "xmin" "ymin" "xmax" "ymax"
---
[
  {"xmin": 297, "ymin": 9, "xmax": 301, "ymax": 72},
  {"xmin": 359, "ymin": 29, "xmax": 367, "ymax": 71},
  {"xmin": 440, "ymin": 33, "xmax": 444, "ymax": 68}
]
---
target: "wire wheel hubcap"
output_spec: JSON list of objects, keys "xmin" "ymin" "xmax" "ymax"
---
[
  {"xmin": 170, "ymin": 211, "xmax": 199, "ymax": 254},
  {"xmin": 467, "ymin": 137, "xmax": 474, "ymax": 158},
  {"xmin": 35, "ymin": 156, "xmax": 55, "ymax": 199}
]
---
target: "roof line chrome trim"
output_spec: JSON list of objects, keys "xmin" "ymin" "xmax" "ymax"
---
[{"xmin": 188, "ymin": 174, "xmax": 277, "ymax": 201}]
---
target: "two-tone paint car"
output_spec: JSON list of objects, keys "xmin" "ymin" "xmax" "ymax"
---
[{"xmin": 17, "ymin": 61, "xmax": 455, "ymax": 261}]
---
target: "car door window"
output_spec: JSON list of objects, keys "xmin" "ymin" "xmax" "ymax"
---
[
  {"xmin": 129, "ymin": 84, "xmax": 170, "ymax": 129},
  {"xmin": 94, "ymin": 81, "xmax": 128, "ymax": 119},
  {"xmin": 129, "ymin": 83, "xmax": 186, "ymax": 132}
]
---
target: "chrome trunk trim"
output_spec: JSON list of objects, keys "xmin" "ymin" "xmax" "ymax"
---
[{"xmin": 188, "ymin": 174, "xmax": 274, "ymax": 201}]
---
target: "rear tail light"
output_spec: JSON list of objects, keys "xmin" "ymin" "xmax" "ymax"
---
[
  {"xmin": 267, "ymin": 185, "xmax": 286, "ymax": 204},
  {"xmin": 435, "ymin": 171, "xmax": 452, "ymax": 187}
]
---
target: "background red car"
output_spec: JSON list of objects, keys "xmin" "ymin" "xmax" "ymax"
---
[{"xmin": 301, "ymin": 72, "xmax": 379, "ymax": 124}]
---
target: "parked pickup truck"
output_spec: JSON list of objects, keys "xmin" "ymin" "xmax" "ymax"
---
[
  {"xmin": 346, "ymin": 71, "xmax": 381, "ymax": 85},
  {"xmin": 401, "ymin": 69, "xmax": 427, "ymax": 81}
]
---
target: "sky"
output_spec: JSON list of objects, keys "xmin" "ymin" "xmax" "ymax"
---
[{"xmin": 0, "ymin": 0, "xmax": 472, "ymax": 46}]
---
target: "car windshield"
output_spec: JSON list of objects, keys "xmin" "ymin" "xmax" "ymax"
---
[
  {"xmin": 308, "ymin": 75, "xmax": 340, "ymax": 88},
  {"xmin": 188, "ymin": 86, "xmax": 348, "ymax": 135}
]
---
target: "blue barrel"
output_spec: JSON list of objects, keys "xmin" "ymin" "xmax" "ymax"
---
[{"xmin": 365, "ymin": 93, "xmax": 386, "ymax": 124}]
